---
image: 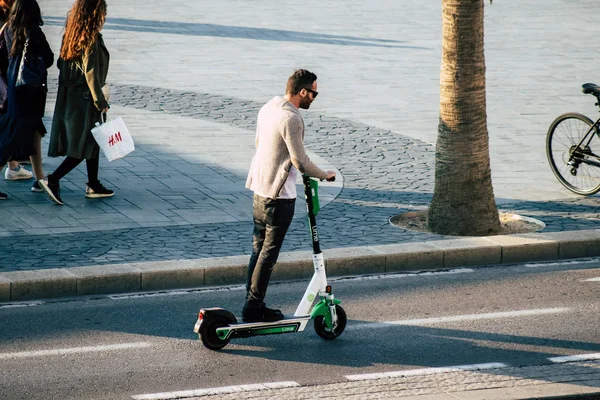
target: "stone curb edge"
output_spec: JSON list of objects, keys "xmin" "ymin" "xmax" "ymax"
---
[{"xmin": 2, "ymin": 229, "xmax": 600, "ymax": 302}]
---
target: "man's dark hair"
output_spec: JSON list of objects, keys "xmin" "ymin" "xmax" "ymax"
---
[{"xmin": 286, "ymin": 69, "xmax": 317, "ymax": 95}]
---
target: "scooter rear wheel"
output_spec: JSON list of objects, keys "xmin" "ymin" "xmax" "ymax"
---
[
  {"xmin": 200, "ymin": 317, "xmax": 230, "ymax": 350},
  {"xmin": 314, "ymin": 305, "xmax": 347, "ymax": 340}
]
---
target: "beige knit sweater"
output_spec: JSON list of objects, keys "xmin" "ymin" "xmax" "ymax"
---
[{"xmin": 246, "ymin": 96, "xmax": 328, "ymax": 199}]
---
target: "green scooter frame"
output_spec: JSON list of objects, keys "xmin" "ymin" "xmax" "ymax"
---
[{"xmin": 194, "ymin": 175, "xmax": 346, "ymax": 350}]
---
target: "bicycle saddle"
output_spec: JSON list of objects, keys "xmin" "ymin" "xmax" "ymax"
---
[{"xmin": 582, "ymin": 83, "xmax": 600, "ymax": 95}]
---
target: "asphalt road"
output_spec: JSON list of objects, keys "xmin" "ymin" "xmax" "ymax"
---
[{"xmin": 0, "ymin": 259, "xmax": 599, "ymax": 400}]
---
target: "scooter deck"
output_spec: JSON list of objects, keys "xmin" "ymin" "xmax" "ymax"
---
[{"xmin": 216, "ymin": 315, "xmax": 311, "ymax": 340}]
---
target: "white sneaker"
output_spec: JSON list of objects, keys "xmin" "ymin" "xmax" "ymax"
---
[
  {"xmin": 5, "ymin": 165, "xmax": 33, "ymax": 181},
  {"xmin": 31, "ymin": 180, "xmax": 43, "ymax": 192}
]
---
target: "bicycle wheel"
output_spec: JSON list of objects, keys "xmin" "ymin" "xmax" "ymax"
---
[{"xmin": 546, "ymin": 112, "xmax": 600, "ymax": 195}]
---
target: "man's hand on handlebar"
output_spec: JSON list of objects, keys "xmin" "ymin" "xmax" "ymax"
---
[{"xmin": 325, "ymin": 170, "xmax": 336, "ymax": 182}]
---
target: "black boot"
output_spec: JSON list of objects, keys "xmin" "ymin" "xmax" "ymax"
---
[{"xmin": 242, "ymin": 303, "xmax": 284, "ymax": 323}]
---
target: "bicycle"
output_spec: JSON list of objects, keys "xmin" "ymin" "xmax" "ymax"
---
[{"xmin": 546, "ymin": 83, "xmax": 600, "ymax": 195}]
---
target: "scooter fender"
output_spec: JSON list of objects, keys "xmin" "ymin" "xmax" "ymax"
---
[
  {"xmin": 310, "ymin": 299, "xmax": 341, "ymax": 328},
  {"xmin": 193, "ymin": 307, "xmax": 237, "ymax": 333}
]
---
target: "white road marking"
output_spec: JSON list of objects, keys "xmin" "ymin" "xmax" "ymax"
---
[
  {"xmin": 584, "ymin": 277, "xmax": 600, "ymax": 282},
  {"xmin": 524, "ymin": 258, "xmax": 600, "ymax": 268},
  {"xmin": 0, "ymin": 302, "xmax": 43, "ymax": 309},
  {"xmin": 0, "ymin": 342, "xmax": 152, "ymax": 360},
  {"xmin": 548, "ymin": 353, "xmax": 600, "ymax": 363},
  {"xmin": 346, "ymin": 362, "xmax": 507, "ymax": 381},
  {"xmin": 334, "ymin": 268, "xmax": 474, "ymax": 282},
  {"xmin": 347, "ymin": 308, "xmax": 570, "ymax": 330},
  {"xmin": 132, "ymin": 381, "xmax": 300, "ymax": 400},
  {"xmin": 109, "ymin": 285, "xmax": 247, "ymax": 300}
]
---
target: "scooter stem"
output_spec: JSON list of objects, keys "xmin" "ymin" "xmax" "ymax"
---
[
  {"xmin": 303, "ymin": 175, "xmax": 321, "ymax": 254},
  {"xmin": 294, "ymin": 176, "xmax": 328, "ymax": 316},
  {"xmin": 294, "ymin": 252, "xmax": 327, "ymax": 316}
]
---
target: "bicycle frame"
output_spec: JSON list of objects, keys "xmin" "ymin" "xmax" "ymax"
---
[{"xmin": 569, "ymin": 118, "xmax": 600, "ymax": 168}]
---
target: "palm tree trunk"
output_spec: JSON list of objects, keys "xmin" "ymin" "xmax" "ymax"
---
[{"xmin": 428, "ymin": 0, "xmax": 500, "ymax": 236}]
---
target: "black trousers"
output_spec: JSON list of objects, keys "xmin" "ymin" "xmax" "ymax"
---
[
  {"xmin": 49, "ymin": 156, "xmax": 99, "ymax": 184},
  {"xmin": 245, "ymin": 194, "xmax": 295, "ymax": 308}
]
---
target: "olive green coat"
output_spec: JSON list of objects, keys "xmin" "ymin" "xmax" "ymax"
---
[{"xmin": 48, "ymin": 33, "xmax": 109, "ymax": 160}]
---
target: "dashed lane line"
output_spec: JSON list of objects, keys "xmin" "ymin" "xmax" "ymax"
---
[
  {"xmin": 549, "ymin": 353, "xmax": 600, "ymax": 363},
  {"xmin": 347, "ymin": 307, "xmax": 571, "ymax": 330},
  {"xmin": 0, "ymin": 301, "xmax": 43, "ymax": 309},
  {"xmin": 523, "ymin": 258, "xmax": 600, "ymax": 268},
  {"xmin": 333, "ymin": 268, "xmax": 474, "ymax": 282},
  {"xmin": 0, "ymin": 342, "xmax": 152, "ymax": 360}
]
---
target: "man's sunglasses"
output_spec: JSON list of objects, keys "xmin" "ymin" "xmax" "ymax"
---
[{"xmin": 304, "ymin": 88, "xmax": 318, "ymax": 98}]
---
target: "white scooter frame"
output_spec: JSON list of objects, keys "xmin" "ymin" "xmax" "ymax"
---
[{"xmin": 194, "ymin": 175, "xmax": 347, "ymax": 350}]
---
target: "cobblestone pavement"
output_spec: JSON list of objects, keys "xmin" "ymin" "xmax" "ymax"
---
[
  {"xmin": 142, "ymin": 360, "xmax": 600, "ymax": 399},
  {"xmin": 3, "ymin": 0, "xmax": 600, "ymax": 271}
]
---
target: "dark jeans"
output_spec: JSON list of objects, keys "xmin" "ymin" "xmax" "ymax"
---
[{"xmin": 245, "ymin": 194, "xmax": 295, "ymax": 308}]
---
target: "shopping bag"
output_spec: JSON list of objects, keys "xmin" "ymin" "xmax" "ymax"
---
[{"xmin": 91, "ymin": 116, "xmax": 135, "ymax": 162}]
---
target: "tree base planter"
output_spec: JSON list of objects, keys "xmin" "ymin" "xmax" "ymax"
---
[{"xmin": 390, "ymin": 209, "xmax": 545, "ymax": 236}]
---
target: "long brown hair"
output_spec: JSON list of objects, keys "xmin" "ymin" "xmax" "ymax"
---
[
  {"xmin": 0, "ymin": 0, "xmax": 14, "ymax": 20},
  {"xmin": 60, "ymin": 0, "xmax": 106, "ymax": 61},
  {"xmin": 7, "ymin": 0, "xmax": 42, "ymax": 57}
]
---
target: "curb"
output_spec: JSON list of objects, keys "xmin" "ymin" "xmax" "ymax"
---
[{"xmin": 2, "ymin": 229, "xmax": 600, "ymax": 302}]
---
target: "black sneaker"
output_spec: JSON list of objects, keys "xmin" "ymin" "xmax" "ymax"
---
[
  {"xmin": 242, "ymin": 305, "xmax": 284, "ymax": 323},
  {"xmin": 39, "ymin": 178, "xmax": 63, "ymax": 205},
  {"xmin": 85, "ymin": 182, "xmax": 114, "ymax": 198},
  {"xmin": 0, "ymin": 191, "xmax": 6, "ymax": 200}
]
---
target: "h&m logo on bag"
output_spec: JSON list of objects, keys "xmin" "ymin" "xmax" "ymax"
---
[{"xmin": 108, "ymin": 132, "xmax": 122, "ymax": 147}]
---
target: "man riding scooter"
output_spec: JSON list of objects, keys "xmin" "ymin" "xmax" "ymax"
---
[{"xmin": 243, "ymin": 69, "xmax": 336, "ymax": 323}]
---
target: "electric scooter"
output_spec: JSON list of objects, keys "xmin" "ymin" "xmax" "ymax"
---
[{"xmin": 193, "ymin": 175, "xmax": 347, "ymax": 350}]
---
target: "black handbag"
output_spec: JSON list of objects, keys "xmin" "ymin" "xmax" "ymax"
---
[
  {"xmin": 0, "ymin": 72, "xmax": 7, "ymax": 112},
  {"xmin": 15, "ymin": 37, "xmax": 45, "ymax": 91}
]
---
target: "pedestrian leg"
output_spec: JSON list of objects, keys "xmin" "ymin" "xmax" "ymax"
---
[{"xmin": 29, "ymin": 131, "xmax": 44, "ymax": 180}]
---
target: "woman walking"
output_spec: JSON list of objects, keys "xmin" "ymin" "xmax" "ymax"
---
[
  {"xmin": 0, "ymin": 0, "xmax": 36, "ymax": 188},
  {"xmin": 0, "ymin": 0, "xmax": 54, "ymax": 198},
  {"xmin": 39, "ymin": 0, "xmax": 112, "ymax": 205},
  {"xmin": 0, "ymin": 0, "xmax": 53, "ymax": 199}
]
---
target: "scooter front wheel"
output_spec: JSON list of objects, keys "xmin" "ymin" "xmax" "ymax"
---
[
  {"xmin": 314, "ymin": 305, "xmax": 347, "ymax": 340},
  {"xmin": 200, "ymin": 317, "xmax": 230, "ymax": 350}
]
